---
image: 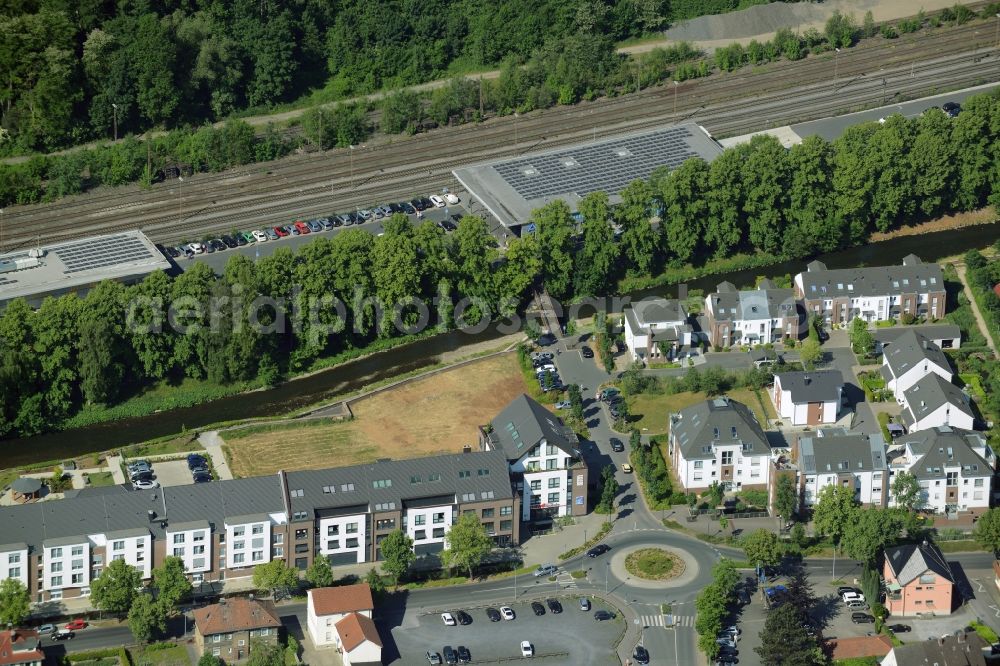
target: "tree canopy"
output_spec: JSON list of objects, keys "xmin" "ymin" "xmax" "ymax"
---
[
  {"xmin": 90, "ymin": 558, "xmax": 143, "ymax": 616},
  {"xmin": 441, "ymin": 513, "xmax": 493, "ymax": 579}
]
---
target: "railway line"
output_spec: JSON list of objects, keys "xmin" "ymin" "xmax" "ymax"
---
[{"xmin": 2, "ymin": 19, "xmax": 1000, "ymax": 248}]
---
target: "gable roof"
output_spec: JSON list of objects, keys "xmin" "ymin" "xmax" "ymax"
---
[
  {"xmin": 488, "ymin": 394, "xmax": 578, "ymax": 460},
  {"xmin": 826, "ymin": 635, "xmax": 892, "ymax": 661},
  {"xmin": 670, "ymin": 397, "xmax": 770, "ymax": 460},
  {"xmin": 193, "ymin": 597, "xmax": 281, "ymax": 635},
  {"xmin": 798, "ymin": 429, "xmax": 886, "ymax": 475},
  {"xmin": 335, "ymin": 612, "xmax": 382, "ymax": 652},
  {"xmin": 309, "ymin": 583, "xmax": 374, "ymax": 616},
  {"xmin": 626, "ymin": 298, "xmax": 687, "ymax": 329},
  {"xmin": 898, "ymin": 427, "xmax": 994, "ymax": 481},
  {"xmin": 874, "ymin": 323, "xmax": 961, "ymax": 346},
  {"xmin": 0, "ymin": 629, "xmax": 42, "ymax": 666},
  {"xmin": 885, "ymin": 541, "xmax": 954, "ymax": 586},
  {"xmin": 775, "ymin": 370, "xmax": 843, "ymax": 404},
  {"xmin": 706, "ymin": 285, "xmax": 798, "ymax": 323},
  {"xmin": 883, "ymin": 330, "xmax": 952, "ymax": 379},
  {"xmin": 796, "ymin": 256, "xmax": 944, "ymax": 300},
  {"xmin": 901, "ymin": 374, "xmax": 974, "ymax": 426},
  {"xmin": 885, "ymin": 630, "xmax": 993, "ymax": 666}
]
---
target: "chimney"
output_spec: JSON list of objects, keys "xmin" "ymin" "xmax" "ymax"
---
[
  {"xmin": 462, "ymin": 445, "xmax": 472, "ymax": 454},
  {"xmin": 923, "ymin": 339, "xmax": 928, "ymax": 350},
  {"xmin": 957, "ymin": 631, "xmax": 967, "ymax": 643},
  {"xmin": 804, "ymin": 376, "xmax": 811, "ymax": 385},
  {"xmin": 148, "ymin": 509, "xmax": 156, "ymax": 521},
  {"xmin": 922, "ymin": 539, "xmax": 929, "ymax": 549},
  {"xmin": 938, "ymin": 636, "xmax": 946, "ymax": 646}
]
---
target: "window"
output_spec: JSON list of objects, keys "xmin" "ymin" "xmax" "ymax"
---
[
  {"xmin": 193, "ymin": 545, "xmax": 205, "ymax": 555},
  {"xmin": 295, "ymin": 544, "xmax": 308, "ymax": 554},
  {"xmin": 322, "ymin": 485, "xmax": 334, "ymax": 494},
  {"xmin": 946, "ymin": 472, "xmax": 958, "ymax": 487},
  {"xmin": 252, "ymin": 538, "xmax": 264, "ymax": 549},
  {"xmin": 252, "ymin": 525, "xmax": 263, "ymax": 535},
  {"xmin": 376, "ymin": 519, "xmax": 396, "ymax": 530},
  {"xmin": 721, "ymin": 451, "xmax": 733, "ymax": 465},
  {"xmin": 71, "ymin": 573, "xmax": 84, "ymax": 585},
  {"xmin": 292, "ymin": 511, "xmax": 308, "ymax": 521},
  {"xmin": 113, "ymin": 541, "xmax": 125, "ymax": 551},
  {"xmin": 340, "ymin": 483, "xmax": 355, "ymax": 492},
  {"xmin": 919, "ymin": 574, "xmax": 935, "ymax": 584},
  {"xmin": 546, "ymin": 459, "xmax": 557, "ymax": 470},
  {"xmin": 327, "ymin": 540, "xmax": 340, "ymax": 550},
  {"xmin": 290, "ymin": 489, "xmax": 303, "ymax": 497},
  {"xmin": 428, "ymin": 473, "xmax": 441, "ymax": 482},
  {"xmin": 213, "ymin": 635, "xmax": 222, "ymax": 644},
  {"xmin": 346, "ymin": 538, "xmax": 359, "ymax": 548},
  {"xmin": 327, "ymin": 525, "xmax": 339, "ymax": 536},
  {"xmin": 233, "ymin": 527, "xmax": 245, "ymax": 537},
  {"xmin": 546, "ymin": 444, "xmax": 558, "ymax": 456},
  {"xmin": 459, "ymin": 470, "xmax": 471, "ymax": 478},
  {"xmin": 172, "ymin": 533, "xmax": 186, "ymax": 545},
  {"xmin": 975, "ymin": 478, "xmax": 985, "ymax": 487},
  {"xmin": 432, "ymin": 528, "xmax": 446, "ymax": 539},
  {"xmin": 548, "ymin": 492, "xmax": 560, "ymax": 504},
  {"xmin": 193, "ymin": 532, "xmax": 205, "ymax": 542},
  {"xmin": 51, "ymin": 576, "xmax": 62, "ymax": 586},
  {"xmin": 233, "ymin": 553, "xmax": 245, "ymax": 564},
  {"xmin": 482, "ymin": 508, "xmax": 495, "ymax": 518},
  {"xmin": 414, "ymin": 530, "xmax": 427, "ymax": 540},
  {"xmin": 478, "ymin": 468, "xmax": 490, "ymax": 476},
  {"xmin": 252, "ymin": 551, "xmax": 263, "ymax": 562},
  {"xmin": 500, "ymin": 506, "xmax": 512, "ymax": 516},
  {"xmin": 530, "ymin": 480, "xmax": 541, "ymax": 490},
  {"xmin": 548, "ymin": 478, "xmax": 561, "ymax": 489},
  {"xmin": 414, "ymin": 515, "xmax": 426, "ymax": 526},
  {"xmin": 295, "ymin": 529, "xmax": 308, "ymax": 540},
  {"xmin": 112, "ymin": 554, "xmax": 125, "ymax": 562},
  {"xmin": 173, "ymin": 548, "xmax": 184, "ymax": 557},
  {"xmin": 273, "ymin": 533, "xmax": 283, "ymax": 544},
  {"xmin": 373, "ymin": 479, "xmax": 392, "ymax": 488},
  {"xmin": 50, "ymin": 562, "xmax": 62, "ymax": 573},
  {"xmin": 481, "ymin": 523, "xmax": 494, "ymax": 534},
  {"xmin": 272, "ymin": 548, "xmax": 283, "ymax": 558},
  {"xmin": 8, "ymin": 567, "xmax": 19, "ymax": 578},
  {"xmin": 693, "ymin": 461, "xmax": 703, "ymax": 469},
  {"xmin": 7, "ymin": 554, "xmax": 19, "ymax": 564},
  {"xmin": 500, "ymin": 520, "xmax": 512, "ymax": 531},
  {"xmin": 433, "ymin": 513, "xmax": 445, "ymax": 524},
  {"xmin": 234, "ymin": 541, "xmax": 244, "ymax": 551},
  {"xmin": 71, "ymin": 546, "xmax": 83, "ymax": 557}
]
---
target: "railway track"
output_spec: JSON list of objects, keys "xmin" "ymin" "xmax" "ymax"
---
[{"xmin": 2, "ymin": 19, "xmax": 1000, "ymax": 248}]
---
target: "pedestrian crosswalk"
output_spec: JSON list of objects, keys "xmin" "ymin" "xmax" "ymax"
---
[
  {"xmin": 638, "ymin": 614, "xmax": 692, "ymax": 628},
  {"xmin": 555, "ymin": 572, "xmax": 578, "ymax": 589}
]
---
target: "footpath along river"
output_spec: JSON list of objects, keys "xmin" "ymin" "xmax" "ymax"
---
[{"xmin": 2, "ymin": 221, "xmax": 998, "ymax": 467}]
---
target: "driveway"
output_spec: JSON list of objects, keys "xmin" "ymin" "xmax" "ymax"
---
[
  {"xmin": 824, "ymin": 346, "xmax": 879, "ymax": 435},
  {"xmin": 152, "ymin": 460, "xmax": 196, "ymax": 488},
  {"xmin": 381, "ymin": 598, "xmax": 622, "ymax": 664}
]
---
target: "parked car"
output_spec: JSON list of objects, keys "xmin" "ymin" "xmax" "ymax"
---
[
  {"xmin": 531, "ymin": 602, "xmax": 545, "ymax": 616},
  {"xmin": 888, "ymin": 624, "xmax": 911, "ymax": 633},
  {"xmin": 456, "ymin": 611, "xmax": 472, "ymax": 626},
  {"xmin": 187, "ymin": 454, "xmax": 207, "ymax": 469},
  {"xmin": 837, "ymin": 587, "xmax": 860, "ymax": 597},
  {"xmin": 319, "ymin": 218, "xmax": 334, "ymax": 230},
  {"xmin": 444, "ymin": 192, "xmax": 459, "ymax": 205},
  {"xmin": 579, "ymin": 598, "xmax": 591, "ymax": 611},
  {"xmin": 633, "ymin": 645, "xmax": 650, "ymax": 665},
  {"xmin": 842, "ymin": 592, "xmax": 865, "ymax": 603},
  {"xmin": 546, "ymin": 598, "xmax": 562, "ymax": 614},
  {"xmin": 307, "ymin": 219, "xmax": 323, "ymax": 232},
  {"xmin": 127, "ymin": 460, "xmax": 151, "ymax": 472},
  {"xmin": 284, "ymin": 224, "xmax": 300, "ymax": 236},
  {"xmin": 942, "ymin": 101, "xmax": 962, "ymax": 117},
  {"xmin": 587, "ymin": 544, "xmax": 611, "ymax": 557},
  {"xmin": 402, "ymin": 202, "xmax": 417, "ymax": 215},
  {"xmin": 234, "ymin": 233, "xmax": 248, "ymax": 246},
  {"xmin": 210, "ymin": 239, "xmax": 226, "ymax": 252},
  {"xmin": 426, "ymin": 652, "xmax": 442, "ymax": 665},
  {"xmin": 486, "ymin": 607, "xmax": 501, "ymax": 622},
  {"xmin": 190, "ymin": 465, "xmax": 209, "ymax": 475},
  {"xmin": 130, "ymin": 471, "xmax": 154, "ymax": 484},
  {"xmin": 265, "ymin": 228, "xmax": 280, "ymax": 240},
  {"xmin": 554, "ymin": 401, "xmax": 571, "ymax": 410},
  {"xmin": 221, "ymin": 235, "xmax": 238, "ymax": 248},
  {"xmin": 581, "ymin": 346, "xmax": 594, "ymax": 358},
  {"xmin": 533, "ymin": 564, "xmax": 557, "ymax": 577},
  {"xmin": 65, "ymin": 620, "xmax": 87, "ymax": 631},
  {"xmin": 456, "ymin": 646, "xmax": 470, "ymax": 663},
  {"xmin": 187, "ymin": 242, "xmax": 204, "ymax": 254},
  {"xmin": 273, "ymin": 226, "xmax": 288, "ymax": 238},
  {"xmin": 441, "ymin": 612, "xmax": 456, "ymax": 626},
  {"xmin": 500, "ymin": 606, "xmax": 515, "ymax": 621},
  {"xmin": 716, "ymin": 638, "xmax": 736, "ymax": 649},
  {"xmin": 437, "ymin": 219, "xmax": 457, "ymax": 232},
  {"xmin": 594, "ymin": 610, "xmax": 614, "ymax": 621},
  {"xmin": 610, "ymin": 438, "xmax": 624, "ymax": 452},
  {"xmin": 621, "ymin": 462, "xmax": 633, "ymax": 473},
  {"xmin": 133, "ymin": 478, "xmax": 159, "ymax": 491},
  {"xmin": 851, "ymin": 613, "xmax": 875, "ymax": 624},
  {"xmin": 411, "ymin": 198, "xmax": 428, "ymax": 212},
  {"xmin": 429, "ymin": 194, "xmax": 446, "ymax": 207},
  {"xmin": 252, "ymin": 230, "xmax": 268, "ymax": 242},
  {"xmin": 520, "ymin": 641, "xmax": 534, "ymax": 657},
  {"xmin": 442, "ymin": 645, "xmax": 457, "ymax": 665},
  {"xmin": 192, "ymin": 473, "xmax": 212, "ymax": 483},
  {"xmin": 846, "ymin": 600, "xmax": 868, "ymax": 610}
]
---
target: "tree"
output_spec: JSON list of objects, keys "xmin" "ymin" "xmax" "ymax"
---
[
  {"xmin": 151, "ymin": 556, "xmax": 192, "ymax": 612},
  {"xmin": 441, "ymin": 512, "xmax": 494, "ymax": 579},
  {"xmin": 790, "ymin": 522, "xmax": 807, "ymax": 549},
  {"xmin": 774, "ymin": 475, "xmax": 797, "ymax": 522},
  {"xmin": 657, "ymin": 159, "xmax": 709, "ymax": 263},
  {"xmin": 0, "ymin": 579, "xmax": 29, "ymax": 626},
  {"xmin": 849, "ymin": 317, "xmax": 875, "ymax": 356},
  {"xmin": 306, "ymin": 556, "xmax": 335, "ymax": 588},
  {"xmin": 127, "ymin": 593, "xmax": 166, "ymax": 644},
  {"xmin": 198, "ymin": 655, "xmax": 224, "ymax": 666},
  {"xmin": 891, "ymin": 471, "xmax": 922, "ymax": 512},
  {"xmin": 841, "ymin": 508, "xmax": 904, "ymax": 565},
  {"xmin": 812, "ymin": 485, "xmax": 858, "ymax": 545},
  {"xmin": 568, "ymin": 383, "xmax": 584, "ymax": 422},
  {"xmin": 245, "ymin": 640, "xmax": 285, "ymax": 666},
  {"xmin": 798, "ymin": 338, "xmax": 823, "ymax": 370},
  {"xmin": 366, "ymin": 568, "xmax": 386, "ymax": 597},
  {"xmin": 91, "ymin": 558, "xmax": 142, "ymax": 616},
  {"xmin": 530, "ymin": 200, "xmax": 576, "ymax": 299},
  {"xmin": 616, "ymin": 179, "xmax": 659, "ymax": 274},
  {"xmin": 755, "ymin": 603, "xmax": 823, "ymax": 666},
  {"xmin": 974, "ymin": 508, "xmax": 1000, "ymax": 553},
  {"xmin": 575, "ymin": 192, "xmax": 618, "ymax": 296},
  {"xmin": 742, "ymin": 528, "xmax": 781, "ymax": 568},
  {"xmin": 252, "ymin": 560, "xmax": 299, "ymax": 598},
  {"xmin": 380, "ymin": 529, "xmax": 416, "ymax": 587},
  {"xmin": 825, "ymin": 10, "xmax": 858, "ymax": 48},
  {"xmin": 598, "ymin": 464, "xmax": 619, "ymax": 513}
]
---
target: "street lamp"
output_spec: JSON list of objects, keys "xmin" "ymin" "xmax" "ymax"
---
[
  {"xmin": 605, "ymin": 561, "xmax": 609, "ymax": 595},
  {"xmin": 349, "ymin": 145, "xmax": 355, "ymax": 190},
  {"xmin": 672, "ymin": 81, "xmax": 679, "ymax": 116},
  {"xmin": 111, "ymin": 103, "xmax": 119, "ymax": 142},
  {"xmin": 514, "ymin": 112, "xmax": 519, "ymax": 148},
  {"xmin": 177, "ymin": 176, "xmax": 184, "ymax": 223},
  {"xmin": 995, "ymin": 13, "xmax": 999, "ymax": 49},
  {"xmin": 833, "ymin": 48, "xmax": 841, "ymax": 86}
]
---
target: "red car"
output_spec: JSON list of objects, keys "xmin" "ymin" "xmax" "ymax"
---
[
  {"xmin": 294, "ymin": 220, "xmax": 310, "ymax": 234},
  {"xmin": 65, "ymin": 619, "xmax": 87, "ymax": 631},
  {"xmin": 273, "ymin": 226, "xmax": 288, "ymax": 238}
]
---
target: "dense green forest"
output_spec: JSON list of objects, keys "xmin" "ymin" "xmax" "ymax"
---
[
  {"xmin": 0, "ymin": 0, "xmax": 786, "ymax": 154},
  {"xmin": 3, "ymin": 88, "xmax": 1000, "ymax": 440}
]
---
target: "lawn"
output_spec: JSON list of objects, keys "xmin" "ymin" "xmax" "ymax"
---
[
  {"xmin": 131, "ymin": 644, "xmax": 189, "ymax": 666},
  {"xmin": 85, "ymin": 472, "xmax": 116, "ymax": 487},
  {"xmin": 627, "ymin": 387, "xmax": 772, "ymax": 435},
  {"xmin": 224, "ymin": 353, "xmax": 529, "ymax": 477},
  {"xmin": 624, "ymin": 548, "xmax": 684, "ymax": 581}
]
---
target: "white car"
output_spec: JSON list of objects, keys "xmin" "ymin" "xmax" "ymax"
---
[
  {"xmin": 500, "ymin": 606, "xmax": 515, "ymax": 621},
  {"xmin": 252, "ymin": 230, "xmax": 268, "ymax": 242},
  {"xmin": 444, "ymin": 192, "xmax": 459, "ymax": 205},
  {"xmin": 520, "ymin": 641, "xmax": 533, "ymax": 657},
  {"xmin": 429, "ymin": 194, "xmax": 446, "ymax": 207},
  {"xmin": 187, "ymin": 242, "xmax": 204, "ymax": 254},
  {"xmin": 133, "ymin": 478, "xmax": 159, "ymax": 490},
  {"xmin": 441, "ymin": 612, "xmax": 456, "ymax": 626},
  {"xmin": 842, "ymin": 592, "xmax": 865, "ymax": 603}
]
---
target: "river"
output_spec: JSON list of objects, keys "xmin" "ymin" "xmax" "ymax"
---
[{"xmin": 3, "ymin": 222, "xmax": 998, "ymax": 467}]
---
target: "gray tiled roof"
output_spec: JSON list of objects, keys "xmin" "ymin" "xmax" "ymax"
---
[
  {"xmin": 167, "ymin": 520, "xmax": 211, "ymax": 532},
  {"xmin": 898, "ymin": 427, "xmax": 992, "ymax": 480},
  {"xmin": 775, "ymin": 370, "xmax": 843, "ymax": 404},
  {"xmin": 488, "ymin": 394, "xmax": 577, "ymax": 460},
  {"xmin": 874, "ymin": 324, "xmax": 961, "ymax": 346},
  {"xmin": 883, "ymin": 330, "xmax": 952, "ymax": 379},
  {"xmin": 105, "ymin": 527, "xmax": 150, "ymax": 540},
  {"xmin": 671, "ymin": 397, "xmax": 770, "ymax": 460},
  {"xmin": 225, "ymin": 514, "xmax": 270, "ymax": 526},
  {"xmin": 901, "ymin": 374, "xmax": 974, "ymax": 425},
  {"xmin": 885, "ymin": 541, "xmax": 954, "ymax": 586},
  {"xmin": 624, "ymin": 298, "xmax": 687, "ymax": 333},
  {"xmin": 43, "ymin": 535, "xmax": 88, "ymax": 547},
  {"xmin": 884, "ymin": 630, "xmax": 990, "ymax": 666},
  {"xmin": 0, "ymin": 542, "xmax": 27, "ymax": 553},
  {"xmin": 798, "ymin": 429, "xmax": 886, "ymax": 475},
  {"xmin": 797, "ymin": 256, "xmax": 943, "ymax": 299}
]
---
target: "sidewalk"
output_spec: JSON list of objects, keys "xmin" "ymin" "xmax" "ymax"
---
[
  {"xmin": 197, "ymin": 431, "xmax": 234, "ymax": 480},
  {"xmin": 954, "ymin": 261, "xmax": 999, "ymax": 359}
]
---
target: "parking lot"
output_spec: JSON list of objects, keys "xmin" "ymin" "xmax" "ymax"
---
[
  {"xmin": 384, "ymin": 597, "xmax": 623, "ymax": 665},
  {"xmin": 150, "ymin": 459, "xmax": 201, "ymax": 487}
]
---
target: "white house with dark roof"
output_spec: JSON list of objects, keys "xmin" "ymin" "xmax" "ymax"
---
[
  {"xmin": 900, "ymin": 374, "xmax": 976, "ymax": 433},
  {"xmin": 794, "ymin": 255, "xmax": 946, "ymax": 325},
  {"xmin": 480, "ymin": 394, "xmax": 589, "ymax": 523},
  {"xmin": 888, "ymin": 426, "xmax": 995, "ymax": 517},
  {"xmin": 623, "ymin": 298, "xmax": 692, "ymax": 362},
  {"xmin": 668, "ymin": 397, "xmax": 772, "ymax": 494},
  {"xmin": 794, "ymin": 429, "xmax": 888, "ymax": 507},
  {"xmin": 875, "ymin": 323, "xmax": 961, "ymax": 352},
  {"xmin": 772, "ymin": 370, "xmax": 843, "ymax": 426},
  {"xmin": 703, "ymin": 280, "xmax": 803, "ymax": 347},
  {"xmin": 881, "ymin": 330, "xmax": 953, "ymax": 396}
]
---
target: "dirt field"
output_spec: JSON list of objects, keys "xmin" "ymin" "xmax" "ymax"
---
[{"xmin": 224, "ymin": 353, "xmax": 528, "ymax": 477}]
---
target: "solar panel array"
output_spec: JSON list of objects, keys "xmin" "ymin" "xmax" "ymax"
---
[
  {"xmin": 493, "ymin": 126, "xmax": 702, "ymax": 201},
  {"xmin": 51, "ymin": 234, "xmax": 157, "ymax": 274}
]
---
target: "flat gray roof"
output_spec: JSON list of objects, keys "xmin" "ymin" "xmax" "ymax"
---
[
  {"xmin": 0, "ymin": 230, "xmax": 170, "ymax": 307},
  {"xmin": 453, "ymin": 123, "xmax": 723, "ymax": 227}
]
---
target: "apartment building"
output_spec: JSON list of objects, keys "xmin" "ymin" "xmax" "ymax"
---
[
  {"xmin": 0, "ymin": 449, "xmax": 518, "ymax": 602},
  {"xmin": 888, "ymin": 426, "xmax": 995, "ymax": 517},
  {"xmin": 668, "ymin": 397, "xmax": 772, "ymax": 494},
  {"xmin": 480, "ymin": 394, "xmax": 588, "ymax": 523},
  {"xmin": 881, "ymin": 330, "xmax": 954, "ymax": 396},
  {"xmin": 623, "ymin": 298, "xmax": 693, "ymax": 363},
  {"xmin": 703, "ymin": 280, "xmax": 803, "ymax": 348},
  {"xmin": 793, "ymin": 429, "xmax": 888, "ymax": 507},
  {"xmin": 773, "ymin": 370, "xmax": 843, "ymax": 426},
  {"xmin": 793, "ymin": 254, "xmax": 946, "ymax": 325}
]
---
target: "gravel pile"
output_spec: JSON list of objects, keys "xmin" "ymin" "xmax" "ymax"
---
[{"xmin": 663, "ymin": 2, "xmax": 829, "ymax": 43}]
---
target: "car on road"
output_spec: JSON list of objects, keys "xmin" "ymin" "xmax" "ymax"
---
[
  {"xmin": 531, "ymin": 601, "xmax": 546, "ymax": 616},
  {"xmin": 192, "ymin": 472, "xmax": 212, "ymax": 483},
  {"xmin": 554, "ymin": 401, "xmax": 571, "ymax": 410},
  {"xmin": 442, "ymin": 645, "xmax": 457, "ymax": 665},
  {"xmin": 546, "ymin": 598, "xmax": 562, "ymax": 613},
  {"xmin": 486, "ymin": 607, "xmax": 501, "ymax": 622},
  {"xmin": 133, "ymin": 478, "xmax": 159, "ymax": 491},
  {"xmin": 444, "ymin": 192, "xmax": 459, "ymax": 205},
  {"xmin": 888, "ymin": 624, "xmax": 911, "ymax": 633},
  {"xmin": 50, "ymin": 630, "xmax": 74, "ymax": 641},
  {"xmin": 581, "ymin": 346, "xmax": 594, "ymax": 358},
  {"xmin": 187, "ymin": 454, "xmax": 207, "ymax": 469},
  {"xmin": 65, "ymin": 619, "xmax": 87, "ymax": 631},
  {"xmin": 594, "ymin": 610, "xmax": 614, "ymax": 621},
  {"xmin": 520, "ymin": 641, "xmax": 534, "ymax": 657},
  {"xmin": 621, "ymin": 462, "xmax": 633, "ymax": 473},
  {"xmin": 579, "ymin": 598, "xmax": 591, "ymax": 611},
  {"xmin": 851, "ymin": 612, "xmax": 875, "ymax": 624},
  {"xmin": 456, "ymin": 610, "xmax": 472, "ymax": 625},
  {"xmin": 37, "ymin": 624, "xmax": 55, "ymax": 635},
  {"xmin": 429, "ymin": 194, "xmax": 446, "ymax": 207},
  {"xmin": 500, "ymin": 606, "xmax": 515, "ymax": 621},
  {"xmin": 441, "ymin": 612, "xmax": 456, "ymax": 626},
  {"xmin": 533, "ymin": 564, "xmax": 557, "ymax": 577},
  {"xmin": 943, "ymin": 101, "xmax": 962, "ymax": 117},
  {"xmin": 633, "ymin": 645, "xmax": 650, "ymax": 664},
  {"xmin": 587, "ymin": 544, "xmax": 610, "ymax": 558},
  {"xmin": 610, "ymin": 438, "xmax": 624, "ymax": 452},
  {"xmin": 426, "ymin": 652, "xmax": 442, "ymax": 664}
]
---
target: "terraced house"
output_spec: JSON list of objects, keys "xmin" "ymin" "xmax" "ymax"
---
[
  {"xmin": 703, "ymin": 280, "xmax": 803, "ymax": 348},
  {"xmin": 0, "ymin": 449, "xmax": 519, "ymax": 601}
]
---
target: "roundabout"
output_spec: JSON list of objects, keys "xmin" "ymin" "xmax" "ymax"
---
[
  {"xmin": 604, "ymin": 538, "xmax": 705, "ymax": 591},
  {"xmin": 624, "ymin": 547, "xmax": 686, "ymax": 581}
]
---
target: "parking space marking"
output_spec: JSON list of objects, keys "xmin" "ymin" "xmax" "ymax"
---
[{"xmin": 989, "ymin": 604, "xmax": 1000, "ymax": 618}]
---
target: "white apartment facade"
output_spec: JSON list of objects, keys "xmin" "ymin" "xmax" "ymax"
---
[
  {"xmin": 623, "ymin": 298, "xmax": 693, "ymax": 362},
  {"xmin": 795, "ymin": 430, "xmax": 888, "ymax": 508},
  {"xmin": 0, "ymin": 544, "xmax": 29, "ymax": 588}
]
